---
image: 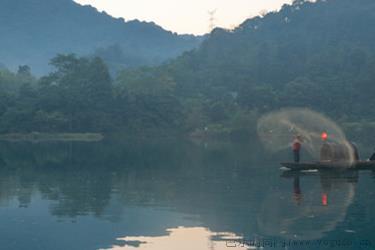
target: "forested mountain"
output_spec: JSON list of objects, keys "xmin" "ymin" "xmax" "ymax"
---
[
  {"xmin": 158, "ymin": 0, "xmax": 375, "ymax": 120},
  {"xmin": 1, "ymin": 0, "xmax": 375, "ymax": 138},
  {"xmin": 0, "ymin": 0, "xmax": 202, "ymax": 74}
]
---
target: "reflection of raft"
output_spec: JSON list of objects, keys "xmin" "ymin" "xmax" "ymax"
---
[{"xmin": 281, "ymin": 161, "xmax": 375, "ymax": 171}]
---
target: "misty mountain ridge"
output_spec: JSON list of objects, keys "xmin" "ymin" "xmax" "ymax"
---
[
  {"xmin": 0, "ymin": 0, "xmax": 203, "ymax": 74},
  {"xmin": 1, "ymin": 0, "xmax": 375, "ymax": 136},
  {"xmin": 137, "ymin": 0, "xmax": 375, "ymax": 119}
]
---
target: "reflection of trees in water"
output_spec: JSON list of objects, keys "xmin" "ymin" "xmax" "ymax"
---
[
  {"xmin": 0, "ymin": 167, "xmax": 113, "ymax": 215},
  {"xmin": 48, "ymin": 170, "xmax": 113, "ymax": 218},
  {"xmin": 0, "ymin": 141, "xmax": 116, "ymax": 216},
  {"xmin": 0, "ymin": 167, "xmax": 36, "ymax": 208},
  {"xmin": 1, "ymin": 139, "xmax": 373, "ymax": 244},
  {"xmin": 0, "ymin": 153, "xmax": 5, "ymax": 166},
  {"xmin": 0, "ymin": 139, "xmax": 266, "ymax": 222}
]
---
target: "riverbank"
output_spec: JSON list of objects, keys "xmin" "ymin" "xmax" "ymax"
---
[{"xmin": 0, "ymin": 132, "xmax": 104, "ymax": 142}]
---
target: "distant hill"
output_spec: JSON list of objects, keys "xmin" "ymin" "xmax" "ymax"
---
[
  {"xmin": 156, "ymin": 0, "xmax": 375, "ymax": 119},
  {"xmin": 2, "ymin": 0, "xmax": 375, "ymax": 135},
  {"xmin": 0, "ymin": 0, "xmax": 203, "ymax": 74}
]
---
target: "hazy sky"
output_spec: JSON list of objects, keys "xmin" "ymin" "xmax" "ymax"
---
[{"xmin": 74, "ymin": 0, "xmax": 292, "ymax": 35}]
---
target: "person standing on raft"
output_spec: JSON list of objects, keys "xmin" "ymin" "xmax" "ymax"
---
[
  {"xmin": 369, "ymin": 149, "xmax": 375, "ymax": 161},
  {"xmin": 292, "ymin": 135, "xmax": 302, "ymax": 163}
]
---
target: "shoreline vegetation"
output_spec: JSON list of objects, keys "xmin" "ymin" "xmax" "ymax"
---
[
  {"xmin": 1, "ymin": 1, "xmax": 375, "ymax": 138},
  {"xmin": 0, "ymin": 132, "xmax": 104, "ymax": 142},
  {"xmin": 0, "ymin": 120, "xmax": 373, "ymax": 143}
]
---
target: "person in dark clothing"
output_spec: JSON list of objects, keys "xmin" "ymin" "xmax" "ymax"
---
[
  {"xmin": 349, "ymin": 142, "xmax": 360, "ymax": 161},
  {"xmin": 320, "ymin": 142, "xmax": 332, "ymax": 161},
  {"xmin": 370, "ymin": 151, "xmax": 375, "ymax": 161},
  {"xmin": 292, "ymin": 136, "xmax": 302, "ymax": 163}
]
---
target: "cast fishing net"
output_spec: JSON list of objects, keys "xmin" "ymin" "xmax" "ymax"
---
[{"xmin": 257, "ymin": 108, "xmax": 354, "ymax": 164}]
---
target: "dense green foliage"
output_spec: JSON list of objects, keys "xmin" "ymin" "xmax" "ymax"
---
[
  {"xmin": 1, "ymin": 0, "xmax": 375, "ymax": 137},
  {"xmin": 0, "ymin": 0, "xmax": 202, "ymax": 75},
  {"xmin": 162, "ymin": 0, "xmax": 375, "ymax": 120},
  {"xmin": 116, "ymin": 0, "xmax": 375, "ymax": 135},
  {"xmin": 0, "ymin": 55, "xmax": 188, "ymax": 133}
]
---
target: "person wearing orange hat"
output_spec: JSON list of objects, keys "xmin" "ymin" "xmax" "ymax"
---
[{"xmin": 320, "ymin": 132, "xmax": 331, "ymax": 161}]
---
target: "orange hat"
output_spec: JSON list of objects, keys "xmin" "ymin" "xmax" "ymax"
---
[{"xmin": 321, "ymin": 132, "xmax": 328, "ymax": 141}]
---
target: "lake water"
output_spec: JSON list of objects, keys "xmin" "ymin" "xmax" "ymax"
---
[{"xmin": 0, "ymin": 138, "xmax": 374, "ymax": 250}]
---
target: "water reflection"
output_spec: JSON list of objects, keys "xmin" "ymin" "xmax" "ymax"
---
[
  {"xmin": 258, "ymin": 170, "xmax": 357, "ymax": 240},
  {"xmin": 0, "ymin": 139, "xmax": 374, "ymax": 249},
  {"xmin": 105, "ymin": 227, "xmax": 243, "ymax": 250},
  {"xmin": 0, "ymin": 139, "xmax": 268, "ymax": 250}
]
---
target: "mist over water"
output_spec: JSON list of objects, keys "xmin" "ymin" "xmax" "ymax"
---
[{"xmin": 257, "ymin": 108, "xmax": 354, "ymax": 163}]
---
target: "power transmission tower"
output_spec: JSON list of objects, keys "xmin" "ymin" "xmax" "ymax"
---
[{"xmin": 208, "ymin": 9, "xmax": 217, "ymax": 32}]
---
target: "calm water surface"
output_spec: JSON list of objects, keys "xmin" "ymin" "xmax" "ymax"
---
[{"xmin": 0, "ymin": 138, "xmax": 374, "ymax": 250}]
